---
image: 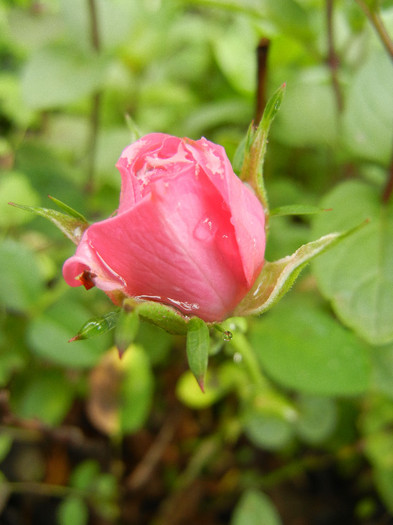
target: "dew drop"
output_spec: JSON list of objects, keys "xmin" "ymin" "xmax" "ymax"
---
[
  {"xmin": 193, "ymin": 217, "xmax": 216, "ymax": 242},
  {"xmin": 223, "ymin": 330, "xmax": 232, "ymax": 342}
]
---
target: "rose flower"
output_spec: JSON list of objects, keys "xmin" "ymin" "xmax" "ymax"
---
[{"xmin": 63, "ymin": 133, "xmax": 266, "ymax": 322}]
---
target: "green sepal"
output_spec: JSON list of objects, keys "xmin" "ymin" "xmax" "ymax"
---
[
  {"xmin": 68, "ymin": 310, "xmax": 120, "ymax": 342},
  {"xmin": 240, "ymin": 83, "xmax": 286, "ymax": 220},
  {"xmin": 115, "ymin": 308, "xmax": 140, "ymax": 356},
  {"xmin": 125, "ymin": 114, "xmax": 143, "ymax": 142},
  {"xmin": 123, "ymin": 299, "xmax": 189, "ymax": 335},
  {"xmin": 8, "ymin": 202, "xmax": 89, "ymax": 245},
  {"xmin": 270, "ymin": 204, "xmax": 331, "ymax": 218},
  {"xmin": 234, "ymin": 221, "xmax": 369, "ymax": 317},
  {"xmin": 48, "ymin": 195, "xmax": 88, "ymax": 222},
  {"xmin": 186, "ymin": 317, "xmax": 210, "ymax": 392}
]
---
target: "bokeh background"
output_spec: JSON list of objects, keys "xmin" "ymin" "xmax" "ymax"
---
[{"xmin": 1, "ymin": 0, "xmax": 393, "ymax": 524}]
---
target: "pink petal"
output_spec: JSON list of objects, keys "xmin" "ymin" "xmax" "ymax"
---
[
  {"xmin": 65, "ymin": 168, "xmax": 248, "ymax": 322},
  {"xmin": 184, "ymin": 138, "xmax": 266, "ymax": 286}
]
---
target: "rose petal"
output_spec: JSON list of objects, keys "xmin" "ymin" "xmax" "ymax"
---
[
  {"xmin": 184, "ymin": 138, "xmax": 265, "ymax": 285},
  {"xmin": 67, "ymin": 168, "xmax": 248, "ymax": 321}
]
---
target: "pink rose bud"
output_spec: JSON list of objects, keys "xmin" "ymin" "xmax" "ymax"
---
[{"xmin": 63, "ymin": 133, "xmax": 266, "ymax": 322}]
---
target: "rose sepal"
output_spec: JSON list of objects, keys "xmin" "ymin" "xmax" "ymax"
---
[
  {"xmin": 234, "ymin": 221, "xmax": 369, "ymax": 317},
  {"xmin": 9, "ymin": 200, "xmax": 89, "ymax": 245},
  {"xmin": 68, "ymin": 310, "xmax": 120, "ymax": 342},
  {"xmin": 123, "ymin": 299, "xmax": 190, "ymax": 335},
  {"xmin": 238, "ymin": 83, "xmax": 286, "ymax": 220},
  {"xmin": 186, "ymin": 317, "xmax": 210, "ymax": 392}
]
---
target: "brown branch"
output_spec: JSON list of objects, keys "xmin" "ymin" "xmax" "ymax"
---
[
  {"xmin": 382, "ymin": 138, "xmax": 393, "ymax": 204},
  {"xmin": 125, "ymin": 414, "xmax": 179, "ymax": 491},
  {"xmin": 255, "ymin": 38, "xmax": 270, "ymax": 125},
  {"xmin": 355, "ymin": 0, "xmax": 393, "ymax": 62},
  {"xmin": 85, "ymin": 0, "xmax": 101, "ymax": 194},
  {"xmin": 326, "ymin": 0, "xmax": 344, "ymax": 112}
]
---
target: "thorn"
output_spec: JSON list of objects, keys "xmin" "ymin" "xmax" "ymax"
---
[{"xmin": 323, "ymin": 208, "xmax": 333, "ymax": 212}]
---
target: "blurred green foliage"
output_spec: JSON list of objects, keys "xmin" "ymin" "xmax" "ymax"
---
[{"xmin": 1, "ymin": 0, "xmax": 393, "ymax": 523}]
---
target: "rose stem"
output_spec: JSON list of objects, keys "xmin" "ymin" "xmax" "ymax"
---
[
  {"xmin": 354, "ymin": 0, "xmax": 393, "ymax": 62},
  {"xmin": 255, "ymin": 38, "xmax": 270, "ymax": 125},
  {"xmin": 326, "ymin": 0, "xmax": 344, "ymax": 112},
  {"xmin": 85, "ymin": 0, "xmax": 102, "ymax": 194},
  {"xmin": 382, "ymin": 138, "xmax": 393, "ymax": 204}
]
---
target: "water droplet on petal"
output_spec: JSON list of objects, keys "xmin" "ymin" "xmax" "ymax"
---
[{"xmin": 193, "ymin": 217, "xmax": 216, "ymax": 242}]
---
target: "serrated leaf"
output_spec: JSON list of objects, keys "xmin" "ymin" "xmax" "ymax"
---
[
  {"xmin": 270, "ymin": 204, "xmax": 328, "ymax": 217},
  {"xmin": 312, "ymin": 180, "xmax": 393, "ymax": 345},
  {"xmin": 69, "ymin": 311, "xmax": 120, "ymax": 342},
  {"xmin": 240, "ymin": 83, "xmax": 286, "ymax": 217},
  {"xmin": 8, "ymin": 202, "xmax": 89, "ymax": 244},
  {"xmin": 235, "ymin": 222, "xmax": 366, "ymax": 316},
  {"xmin": 186, "ymin": 317, "xmax": 210, "ymax": 392}
]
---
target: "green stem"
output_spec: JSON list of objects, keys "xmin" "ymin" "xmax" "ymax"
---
[
  {"xmin": 382, "ymin": 137, "xmax": 393, "ymax": 204},
  {"xmin": 229, "ymin": 332, "xmax": 267, "ymax": 388},
  {"xmin": 6, "ymin": 481, "xmax": 86, "ymax": 499},
  {"xmin": 326, "ymin": 0, "xmax": 344, "ymax": 112}
]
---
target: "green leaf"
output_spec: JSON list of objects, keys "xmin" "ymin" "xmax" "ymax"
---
[
  {"xmin": 235, "ymin": 222, "xmax": 366, "ymax": 317},
  {"xmin": 9, "ymin": 202, "xmax": 89, "ymax": 245},
  {"xmin": 270, "ymin": 204, "xmax": 329, "ymax": 217},
  {"xmin": 374, "ymin": 468, "xmax": 393, "ymax": 514},
  {"xmin": 370, "ymin": 343, "xmax": 393, "ymax": 399},
  {"xmin": 10, "ymin": 369, "xmax": 74, "ymax": 426},
  {"xmin": 249, "ymin": 296, "xmax": 370, "ymax": 396},
  {"xmin": 312, "ymin": 180, "xmax": 393, "ymax": 345},
  {"xmin": 231, "ymin": 490, "xmax": 282, "ymax": 525},
  {"xmin": 0, "ymin": 435, "xmax": 12, "ymax": 463},
  {"xmin": 342, "ymin": 52, "xmax": 393, "ymax": 165},
  {"xmin": 274, "ymin": 69, "xmax": 339, "ymax": 147},
  {"xmin": 22, "ymin": 44, "xmax": 106, "ymax": 109},
  {"xmin": 70, "ymin": 460, "xmax": 101, "ymax": 490},
  {"xmin": 240, "ymin": 84, "xmax": 286, "ymax": 216},
  {"xmin": 0, "ymin": 239, "xmax": 44, "ymax": 312},
  {"xmin": 212, "ymin": 18, "xmax": 256, "ymax": 95},
  {"xmin": 125, "ymin": 300, "xmax": 189, "ymax": 335},
  {"xmin": 69, "ymin": 311, "xmax": 119, "ymax": 342},
  {"xmin": 295, "ymin": 395, "xmax": 337, "ymax": 444},
  {"xmin": 0, "ymin": 172, "xmax": 40, "ymax": 228},
  {"xmin": 186, "ymin": 317, "xmax": 210, "ymax": 392},
  {"xmin": 176, "ymin": 362, "xmax": 241, "ymax": 409},
  {"xmin": 58, "ymin": 496, "xmax": 88, "ymax": 525},
  {"xmin": 120, "ymin": 346, "xmax": 154, "ymax": 434},
  {"xmin": 27, "ymin": 299, "xmax": 110, "ymax": 368},
  {"xmin": 114, "ymin": 309, "xmax": 140, "ymax": 355}
]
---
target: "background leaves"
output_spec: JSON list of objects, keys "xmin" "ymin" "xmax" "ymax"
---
[{"xmin": 2, "ymin": 0, "xmax": 393, "ymax": 523}]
